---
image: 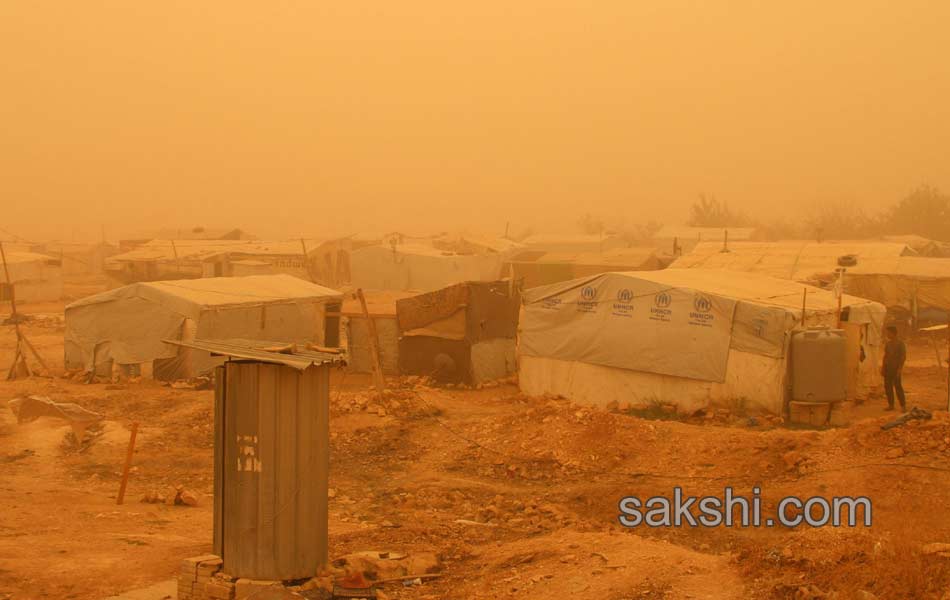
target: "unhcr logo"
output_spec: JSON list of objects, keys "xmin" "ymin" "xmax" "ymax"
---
[
  {"xmin": 650, "ymin": 291, "xmax": 672, "ymax": 321},
  {"xmin": 693, "ymin": 294, "xmax": 712, "ymax": 313},
  {"xmin": 612, "ymin": 288, "xmax": 634, "ymax": 316},
  {"xmin": 577, "ymin": 285, "xmax": 598, "ymax": 313},
  {"xmin": 689, "ymin": 293, "xmax": 715, "ymax": 326}
]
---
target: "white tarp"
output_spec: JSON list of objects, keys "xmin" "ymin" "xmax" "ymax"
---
[
  {"xmin": 65, "ymin": 274, "xmax": 342, "ymax": 379},
  {"xmin": 522, "ymin": 274, "xmax": 737, "ymax": 382}
]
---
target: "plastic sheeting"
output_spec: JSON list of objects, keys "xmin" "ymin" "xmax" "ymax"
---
[
  {"xmin": 65, "ymin": 275, "xmax": 342, "ymax": 379},
  {"xmin": 521, "ymin": 274, "xmax": 737, "ymax": 383}
]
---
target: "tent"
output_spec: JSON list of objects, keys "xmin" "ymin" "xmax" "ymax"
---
[
  {"xmin": 670, "ymin": 241, "xmax": 914, "ymax": 283},
  {"xmin": 824, "ymin": 256, "xmax": 950, "ymax": 323},
  {"xmin": 1, "ymin": 252, "xmax": 63, "ymax": 303},
  {"xmin": 397, "ymin": 281, "xmax": 520, "ymax": 384},
  {"xmin": 519, "ymin": 269, "xmax": 885, "ymax": 415},
  {"xmin": 65, "ymin": 275, "xmax": 343, "ymax": 380},
  {"xmin": 104, "ymin": 239, "xmax": 321, "ymax": 285},
  {"xmin": 506, "ymin": 248, "xmax": 665, "ymax": 290},
  {"xmin": 349, "ymin": 243, "xmax": 509, "ymax": 292},
  {"xmin": 519, "ymin": 233, "xmax": 630, "ymax": 254}
]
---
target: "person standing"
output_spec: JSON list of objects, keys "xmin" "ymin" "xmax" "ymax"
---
[{"xmin": 881, "ymin": 325, "xmax": 907, "ymax": 411}]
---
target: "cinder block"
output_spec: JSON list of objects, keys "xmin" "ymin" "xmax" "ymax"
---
[
  {"xmin": 205, "ymin": 581, "xmax": 235, "ymax": 600},
  {"xmin": 235, "ymin": 579, "xmax": 279, "ymax": 600}
]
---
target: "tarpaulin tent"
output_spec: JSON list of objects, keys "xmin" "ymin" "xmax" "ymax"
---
[
  {"xmin": 829, "ymin": 256, "xmax": 950, "ymax": 321},
  {"xmin": 506, "ymin": 248, "xmax": 664, "ymax": 289},
  {"xmin": 349, "ymin": 243, "xmax": 510, "ymax": 292},
  {"xmin": 670, "ymin": 241, "xmax": 914, "ymax": 283},
  {"xmin": 65, "ymin": 274, "xmax": 342, "ymax": 380},
  {"xmin": 0, "ymin": 252, "xmax": 63, "ymax": 303},
  {"xmin": 519, "ymin": 269, "xmax": 885, "ymax": 414},
  {"xmin": 397, "ymin": 281, "xmax": 520, "ymax": 384}
]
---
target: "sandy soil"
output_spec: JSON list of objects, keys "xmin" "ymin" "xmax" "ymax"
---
[{"xmin": 1, "ymin": 290, "xmax": 949, "ymax": 600}]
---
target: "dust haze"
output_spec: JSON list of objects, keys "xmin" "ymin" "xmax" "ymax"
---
[{"xmin": 3, "ymin": 1, "xmax": 949, "ymax": 241}]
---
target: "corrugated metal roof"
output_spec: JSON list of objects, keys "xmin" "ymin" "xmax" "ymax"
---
[{"xmin": 163, "ymin": 338, "xmax": 345, "ymax": 369}]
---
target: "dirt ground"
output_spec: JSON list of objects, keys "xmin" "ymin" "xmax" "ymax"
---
[{"xmin": 1, "ymin": 285, "xmax": 949, "ymax": 599}]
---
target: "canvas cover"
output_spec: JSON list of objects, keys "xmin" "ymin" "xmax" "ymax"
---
[
  {"xmin": 65, "ymin": 275, "xmax": 342, "ymax": 379},
  {"xmin": 835, "ymin": 256, "xmax": 950, "ymax": 312},
  {"xmin": 521, "ymin": 269, "xmax": 885, "ymax": 384},
  {"xmin": 2, "ymin": 252, "xmax": 63, "ymax": 303},
  {"xmin": 671, "ymin": 241, "xmax": 914, "ymax": 282},
  {"xmin": 350, "ymin": 244, "xmax": 507, "ymax": 292},
  {"xmin": 506, "ymin": 248, "xmax": 662, "ymax": 289}
]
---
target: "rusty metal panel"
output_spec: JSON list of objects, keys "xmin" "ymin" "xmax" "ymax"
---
[{"xmin": 219, "ymin": 361, "xmax": 329, "ymax": 580}]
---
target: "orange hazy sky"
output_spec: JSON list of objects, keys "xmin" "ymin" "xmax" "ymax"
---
[{"xmin": 2, "ymin": 1, "xmax": 949, "ymax": 241}]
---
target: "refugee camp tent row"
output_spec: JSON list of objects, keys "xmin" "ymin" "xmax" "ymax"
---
[
  {"xmin": 396, "ymin": 281, "xmax": 520, "ymax": 384},
  {"xmin": 518, "ymin": 269, "xmax": 886, "ymax": 415},
  {"xmin": 0, "ymin": 252, "xmax": 63, "ymax": 303},
  {"xmin": 518, "ymin": 233, "xmax": 631, "ymax": 254},
  {"xmin": 505, "ymin": 248, "xmax": 667, "ymax": 289},
  {"xmin": 671, "ymin": 240, "xmax": 914, "ymax": 283},
  {"xmin": 651, "ymin": 225, "xmax": 760, "ymax": 255},
  {"xmin": 65, "ymin": 275, "xmax": 343, "ymax": 380},
  {"xmin": 104, "ymin": 239, "xmax": 322, "ymax": 286}
]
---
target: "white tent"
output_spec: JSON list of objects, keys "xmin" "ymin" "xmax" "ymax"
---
[
  {"xmin": 670, "ymin": 240, "xmax": 914, "ymax": 283},
  {"xmin": 1, "ymin": 252, "xmax": 63, "ymax": 303},
  {"xmin": 65, "ymin": 275, "xmax": 342, "ymax": 380},
  {"xmin": 349, "ymin": 243, "xmax": 508, "ymax": 292},
  {"xmin": 519, "ymin": 269, "xmax": 885, "ymax": 415}
]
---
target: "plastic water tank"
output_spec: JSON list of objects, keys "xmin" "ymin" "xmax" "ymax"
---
[{"xmin": 791, "ymin": 327, "xmax": 847, "ymax": 403}]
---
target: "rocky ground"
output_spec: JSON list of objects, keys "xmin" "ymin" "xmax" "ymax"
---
[{"xmin": 1, "ymin": 287, "xmax": 949, "ymax": 599}]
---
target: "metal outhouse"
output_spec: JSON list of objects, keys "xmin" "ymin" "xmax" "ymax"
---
[{"xmin": 168, "ymin": 338, "xmax": 342, "ymax": 581}]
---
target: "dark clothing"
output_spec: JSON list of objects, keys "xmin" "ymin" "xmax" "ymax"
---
[
  {"xmin": 884, "ymin": 372, "xmax": 906, "ymax": 410},
  {"xmin": 883, "ymin": 339, "xmax": 906, "ymax": 374}
]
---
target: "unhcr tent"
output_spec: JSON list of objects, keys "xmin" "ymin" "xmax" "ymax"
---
[
  {"xmin": 65, "ymin": 275, "xmax": 343, "ymax": 380},
  {"xmin": 519, "ymin": 269, "xmax": 885, "ymax": 414},
  {"xmin": 671, "ymin": 241, "xmax": 914, "ymax": 283}
]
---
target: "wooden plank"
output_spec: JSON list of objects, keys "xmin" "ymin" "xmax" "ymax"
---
[
  {"xmin": 212, "ymin": 365, "xmax": 225, "ymax": 557},
  {"xmin": 326, "ymin": 311, "xmax": 395, "ymax": 319},
  {"xmin": 356, "ymin": 289, "xmax": 386, "ymax": 393},
  {"xmin": 115, "ymin": 422, "xmax": 139, "ymax": 505}
]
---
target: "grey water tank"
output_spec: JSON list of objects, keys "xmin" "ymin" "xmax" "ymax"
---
[{"xmin": 791, "ymin": 328, "xmax": 847, "ymax": 403}]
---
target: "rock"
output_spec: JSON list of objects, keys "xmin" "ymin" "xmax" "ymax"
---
[
  {"xmin": 376, "ymin": 407, "xmax": 387, "ymax": 417},
  {"xmin": 605, "ymin": 400, "xmax": 619, "ymax": 411},
  {"xmin": 885, "ymin": 447, "xmax": 905, "ymax": 459},
  {"xmin": 235, "ymin": 579, "xmax": 280, "ymax": 599},
  {"xmin": 328, "ymin": 488, "xmax": 337, "ymax": 499},
  {"xmin": 922, "ymin": 542, "xmax": 950, "ymax": 557},
  {"xmin": 179, "ymin": 489, "xmax": 199, "ymax": 507},
  {"xmin": 782, "ymin": 451, "xmax": 802, "ymax": 469},
  {"xmin": 856, "ymin": 591, "xmax": 878, "ymax": 600}
]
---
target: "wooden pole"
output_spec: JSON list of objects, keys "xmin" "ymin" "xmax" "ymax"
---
[
  {"xmin": 170, "ymin": 240, "xmax": 181, "ymax": 275},
  {"xmin": 356, "ymin": 288, "xmax": 385, "ymax": 394},
  {"xmin": 300, "ymin": 238, "xmax": 315, "ymax": 282},
  {"xmin": 0, "ymin": 241, "xmax": 18, "ymax": 321},
  {"xmin": 116, "ymin": 422, "xmax": 139, "ymax": 505},
  {"xmin": 801, "ymin": 288, "xmax": 807, "ymax": 327}
]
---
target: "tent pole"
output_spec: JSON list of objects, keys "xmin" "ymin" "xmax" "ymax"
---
[{"xmin": 801, "ymin": 288, "xmax": 807, "ymax": 327}]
